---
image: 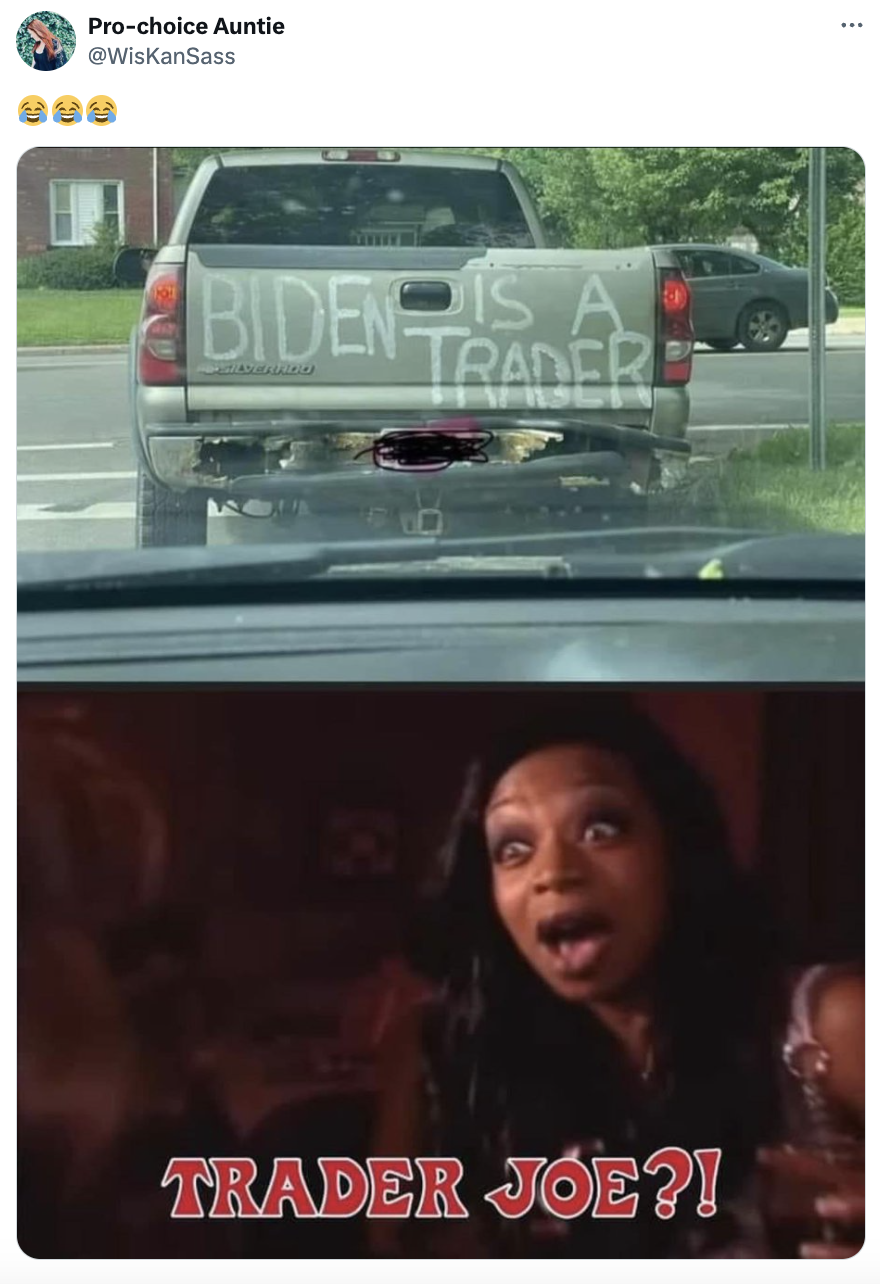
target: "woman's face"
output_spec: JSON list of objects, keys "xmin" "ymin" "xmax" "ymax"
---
[{"xmin": 484, "ymin": 743, "xmax": 670, "ymax": 1006}]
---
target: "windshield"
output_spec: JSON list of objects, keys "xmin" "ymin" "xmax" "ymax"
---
[{"xmin": 17, "ymin": 146, "xmax": 865, "ymax": 582}]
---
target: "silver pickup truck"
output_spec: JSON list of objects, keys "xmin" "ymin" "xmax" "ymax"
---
[{"xmin": 122, "ymin": 149, "xmax": 694, "ymax": 546}]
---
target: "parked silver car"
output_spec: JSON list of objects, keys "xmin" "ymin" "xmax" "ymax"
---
[{"xmin": 654, "ymin": 244, "xmax": 839, "ymax": 352}]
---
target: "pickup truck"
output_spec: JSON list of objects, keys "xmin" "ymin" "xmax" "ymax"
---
[{"xmin": 120, "ymin": 149, "xmax": 694, "ymax": 546}]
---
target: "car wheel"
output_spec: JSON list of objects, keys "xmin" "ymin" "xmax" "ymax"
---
[
  {"xmin": 705, "ymin": 338, "xmax": 738, "ymax": 352},
  {"xmin": 737, "ymin": 301, "xmax": 789, "ymax": 353},
  {"xmin": 136, "ymin": 468, "xmax": 208, "ymax": 547}
]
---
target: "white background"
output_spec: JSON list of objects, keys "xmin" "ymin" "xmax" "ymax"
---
[{"xmin": 6, "ymin": 0, "xmax": 873, "ymax": 1281}]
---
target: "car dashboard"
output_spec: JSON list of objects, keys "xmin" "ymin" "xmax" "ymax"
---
[{"xmin": 17, "ymin": 588, "xmax": 865, "ymax": 684}]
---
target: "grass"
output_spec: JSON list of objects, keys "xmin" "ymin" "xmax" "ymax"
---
[
  {"xmin": 685, "ymin": 424, "xmax": 865, "ymax": 534},
  {"xmin": 15, "ymin": 289, "xmax": 866, "ymax": 346},
  {"xmin": 17, "ymin": 289, "xmax": 143, "ymax": 346}
]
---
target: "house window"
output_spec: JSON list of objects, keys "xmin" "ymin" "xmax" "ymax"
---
[{"xmin": 50, "ymin": 181, "xmax": 124, "ymax": 246}]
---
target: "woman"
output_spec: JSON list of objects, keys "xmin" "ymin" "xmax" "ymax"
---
[
  {"xmin": 373, "ymin": 702, "xmax": 864, "ymax": 1258},
  {"xmin": 27, "ymin": 18, "xmax": 67, "ymax": 70}
]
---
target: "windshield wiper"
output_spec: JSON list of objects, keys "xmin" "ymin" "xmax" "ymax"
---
[{"xmin": 17, "ymin": 529, "xmax": 864, "ymax": 609}]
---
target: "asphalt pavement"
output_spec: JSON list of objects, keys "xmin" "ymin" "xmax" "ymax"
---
[{"xmin": 17, "ymin": 334, "xmax": 865, "ymax": 554}]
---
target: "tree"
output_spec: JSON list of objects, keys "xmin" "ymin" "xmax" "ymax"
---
[
  {"xmin": 470, "ymin": 147, "xmax": 864, "ymax": 253},
  {"xmin": 173, "ymin": 148, "xmax": 245, "ymax": 177},
  {"xmin": 826, "ymin": 202, "xmax": 866, "ymax": 306}
]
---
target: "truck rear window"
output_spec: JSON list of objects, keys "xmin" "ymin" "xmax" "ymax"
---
[{"xmin": 188, "ymin": 164, "xmax": 535, "ymax": 249}]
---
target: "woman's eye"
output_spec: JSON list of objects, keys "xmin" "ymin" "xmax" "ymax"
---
[
  {"xmin": 584, "ymin": 817, "xmax": 624, "ymax": 844},
  {"xmin": 492, "ymin": 839, "xmax": 532, "ymax": 867}
]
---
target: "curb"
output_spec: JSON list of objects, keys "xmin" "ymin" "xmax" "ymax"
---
[
  {"xmin": 790, "ymin": 323, "xmax": 865, "ymax": 338},
  {"xmin": 688, "ymin": 428, "xmax": 811, "ymax": 439}
]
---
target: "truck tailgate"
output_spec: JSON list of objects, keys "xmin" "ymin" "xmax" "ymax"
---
[{"xmin": 185, "ymin": 248, "xmax": 658, "ymax": 418}]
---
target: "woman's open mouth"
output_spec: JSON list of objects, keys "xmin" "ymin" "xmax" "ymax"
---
[{"xmin": 536, "ymin": 909, "xmax": 613, "ymax": 978}]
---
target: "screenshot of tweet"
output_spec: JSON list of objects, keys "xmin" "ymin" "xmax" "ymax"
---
[{"xmin": 9, "ymin": 5, "xmax": 870, "ymax": 1283}]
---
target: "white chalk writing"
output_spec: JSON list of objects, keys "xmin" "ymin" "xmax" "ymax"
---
[
  {"xmin": 203, "ymin": 275, "xmax": 248, "ymax": 362},
  {"xmin": 274, "ymin": 277, "xmax": 324, "ymax": 362},
  {"xmin": 198, "ymin": 268, "xmax": 654, "ymax": 411},
  {"xmin": 402, "ymin": 327, "xmax": 471, "ymax": 407},
  {"xmin": 490, "ymin": 274, "xmax": 535, "ymax": 331}
]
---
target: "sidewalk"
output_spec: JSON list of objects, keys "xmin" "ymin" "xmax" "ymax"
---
[{"xmin": 793, "ymin": 315, "xmax": 865, "ymax": 337}]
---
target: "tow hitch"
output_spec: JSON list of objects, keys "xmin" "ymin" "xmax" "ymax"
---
[{"xmin": 400, "ymin": 492, "xmax": 445, "ymax": 537}]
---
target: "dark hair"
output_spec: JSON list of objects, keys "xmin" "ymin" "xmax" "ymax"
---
[{"xmin": 409, "ymin": 698, "xmax": 784, "ymax": 1244}]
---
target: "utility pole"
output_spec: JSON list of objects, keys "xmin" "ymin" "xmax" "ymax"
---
[
  {"xmin": 808, "ymin": 147, "xmax": 827, "ymax": 470},
  {"xmin": 152, "ymin": 146, "xmax": 159, "ymax": 245}
]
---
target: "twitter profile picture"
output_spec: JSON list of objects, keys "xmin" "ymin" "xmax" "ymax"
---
[{"xmin": 16, "ymin": 10, "xmax": 75, "ymax": 70}]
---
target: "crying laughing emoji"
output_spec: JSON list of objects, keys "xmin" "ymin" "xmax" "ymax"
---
[
  {"xmin": 19, "ymin": 97, "xmax": 47, "ymax": 126},
  {"xmin": 87, "ymin": 96, "xmax": 117, "ymax": 126},
  {"xmin": 53, "ymin": 96, "xmax": 83, "ymax": 126}
]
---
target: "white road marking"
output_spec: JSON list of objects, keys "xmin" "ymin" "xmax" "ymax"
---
[
  {"xmin": 17, "ymin": 442, "xmax": 118, "ymax": 452},
  {"xmin": 17, "ymin": 503, "xmax": 225, "ymax": 522},
  {"xmin": 17, "ymin": 471, "xmax": 137, "ymax": 483},
  {"xmin": 17, "ymin": 503, "xmax": 135, "ymax": 522}
]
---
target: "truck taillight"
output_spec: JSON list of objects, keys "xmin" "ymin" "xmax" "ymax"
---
[
  {"xmin": 657, "ymin": 268, "xmax": 694, "ymax": 385},
  {"xmin": 138, "ymin": 265, "xmax": 184, "ymax": 385}
]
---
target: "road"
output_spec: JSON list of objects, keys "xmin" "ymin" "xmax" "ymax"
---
[{"xmin": 17, "ymin": 336, "xmax": 865, "ymax": 553}]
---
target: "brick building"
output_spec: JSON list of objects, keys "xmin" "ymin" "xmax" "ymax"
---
[{"xmin": 17, "ymin": 147, "xmax": 174, "ymax": 257}]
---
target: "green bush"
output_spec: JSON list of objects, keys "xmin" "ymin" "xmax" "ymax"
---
[
  {"xmin": 18, "ymin": 247, "xmax": 118, "ymax": 291},
  {"xmin": 16, "ymin": 11, "xmax": 77, "ymax": 65}
]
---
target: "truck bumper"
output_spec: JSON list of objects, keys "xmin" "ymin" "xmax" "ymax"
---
[
  {"xmin": 143, "ymin": 425, "xmax": 690, "ymax": 520},
  {"xmin": 133, "ymin": 382, "xmax": 688, "ymax": 503},
  {"xmin": 651, "ymin": 386, "xmax": 690, "ymax": 440}
]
